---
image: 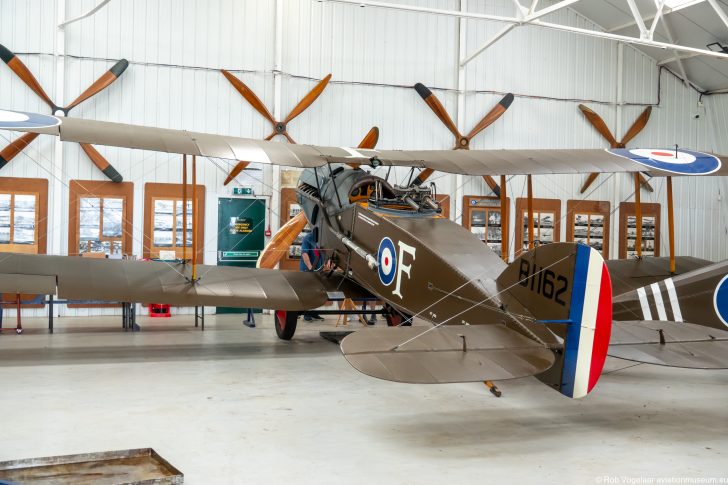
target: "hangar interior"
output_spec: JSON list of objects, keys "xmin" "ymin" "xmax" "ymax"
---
[{"xmin": 0, "ymin": 0, "xmax": 727, "ymax": 483}]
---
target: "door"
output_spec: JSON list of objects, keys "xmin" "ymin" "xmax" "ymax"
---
[{"xmin": 217, "ymin": 197, "xmax": 266, "ymax": 314}]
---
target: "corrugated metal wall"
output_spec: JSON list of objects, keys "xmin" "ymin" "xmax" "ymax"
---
[{"xmin": 0, "ymin": 0, "xmax": 726, "ymax": 317}]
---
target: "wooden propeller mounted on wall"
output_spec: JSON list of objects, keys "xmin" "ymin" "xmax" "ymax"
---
[
  {"xmin": 256, "ymin": 127, "xmax": 380, "ymax": 270},
  {"xmin": 0, "ymin": 44, "xmax": 128, "ymax": 182},
  {"xmin": 220, "ymin": 70, "xmax": 332, "ymax": 185},
  {"xmin": 412, "ymin": 82, "xmax": 514, "ymax": 196},
  {"xmin": 578, "ymin": 104, "xmax": 654, "ymax": 193}
]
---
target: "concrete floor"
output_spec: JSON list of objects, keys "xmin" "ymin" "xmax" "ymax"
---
[{"xmin": 0, "ymin": 314, "xmax": 727, "ymax": 484}]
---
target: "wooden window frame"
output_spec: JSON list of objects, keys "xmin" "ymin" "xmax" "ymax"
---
[
  {"xmin": 143, "ymin": 183, "xmax": 205, "ymax": 260},
  {"xmin": 68, "ymin": 180, "xmax": 134, "ymax": 257},
  {"xmin": 0, "ymin": 177, "xmax": 48, "ymax": 255},
  {"xmin": 619, "ymin": 202, "xmax": 661, "ymax": 259},
  {"xmin": 462, "ymin": 195, "xmax": 510, "ymax": 255},
  {"xmin": 566, "ymin": 200, "xmax": 610, "ymax": 259},
  {"xmin": 0, "ymin": 177, "xmax": 48, "ymax": 308},
  {"xmin": 515, "ymin": 197, "xmax": 561, "ymax": 257}
]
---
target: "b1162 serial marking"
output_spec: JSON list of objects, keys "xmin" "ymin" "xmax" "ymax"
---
[{"xmin": 518, "ymin": 258, "xmax": 569, "ymax": 306}]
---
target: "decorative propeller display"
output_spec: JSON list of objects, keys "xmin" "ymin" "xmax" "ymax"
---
[
  {"xmin": 0, "ymin": 44, "xmax": 128, "ymax": 182},
  {"xmin": 413, "ymin": 82, "xmax": 514, "ymax": 196},
  {"xmin": 220, "ymin": 70, "xmax": 333, "ymax": 185},
  {"xmin": 256, "ymin": 127, "xmax": 380, "ymax": 270},
  {"xmin": 578, "ymin": 104, "xmax": 654, "ymax": 193}
]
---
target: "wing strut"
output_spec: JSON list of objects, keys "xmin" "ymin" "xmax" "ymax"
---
[
  {"xmin": 182, "ymin": 154, "xmax": 188, "ymax": 263},
  {"xmin": 634, "ymin": 173, "xmax": 642, "ymax": 258},
  {"xmin": 527, "ymin": 174, "xmax": 534, "ymax": 251},
  {"xmin": 500, "ymin": 174, "xmax": 508, "ymax": 262},
  {"xmin": 192, "ymin": 154, "xmax": 198, "ymax": 282},
  {"xmin": 667, "ymin": 176, "xmax": 676, "ymax": 273}
]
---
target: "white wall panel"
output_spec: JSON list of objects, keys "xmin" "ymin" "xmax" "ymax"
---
[{"xmin": 1, "ymin": 0, "xmax": 727, "ymax": 318}]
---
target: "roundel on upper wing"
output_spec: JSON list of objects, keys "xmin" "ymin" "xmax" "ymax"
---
[
  {"xmin": 0, "ymin": 109, "xmax": 60, "ymax": 130},
  {"xmin": 609, "ymin": 148, "xmax": 721, "ymax": 175},
  {"xmin": 713, "ymin": 275, "xmax": 728, "ymax": 328},
  {"xmin": 378, "ymin": 237, "xmax": 397, "ymax": 286}
]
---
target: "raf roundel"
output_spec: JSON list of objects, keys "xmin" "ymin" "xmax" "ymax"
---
[
  {"xmin": 609, "ymin": 147, "xmax": 721, "ymax": 175},
  {"xmin": 378, "ymin": 237, "xmax": 397, "ymax": 286},
  {"xmin": 713, "ymin": 275, "xmax": 728, "ymax": 328}
]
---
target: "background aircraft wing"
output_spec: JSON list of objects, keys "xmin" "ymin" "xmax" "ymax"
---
[
  {"xmin": 340, "ymin": 324, "xmax": 555, "ymax": 384},
  {"xmin": 0, "ymin": 253, "xmax": 352, "ymax": 311},
  {"xmin": 2, "ymin": 110, "xmax": 727, "ymax": 177},
  {"xmin": 609, "ymin": 320, "xmax": 728, "ymax": 369}
]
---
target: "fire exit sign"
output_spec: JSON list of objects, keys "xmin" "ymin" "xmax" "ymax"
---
[{"xmin": 232, "ymin": 187, "xmax": 254, "ymax": 195}]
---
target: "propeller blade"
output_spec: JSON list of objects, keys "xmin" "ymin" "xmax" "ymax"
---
[
  {"xmin": 0, "ymin": 132, "xmax": 39, "ymax": 169},
  {"xmin": 283, "ymin": 73, "xmax": 332, "ymax": 124},
  {"xmin": 579, "ymin": 173, "xmax": 599, "ymax": 194},
  {"xmin": 414, "ymin": 82, "xmax": 462, "ymax": 141},
  {"xmin": 578, "ymin": 104, "xmax": 618, "ymax": 148},
  {"xmin": 0, "ymin": 43, "xmax": 57, "ymax": 111},
  {"xmin": 357, "ymin": 126, "xmax": 379, "ymax": 149},
  {"xmin": 482, "ymin": 175, "xmax": 501, "ymax": 198},
  {"xmin": 79, "ymin": 143, "xmax": 123, "ymax": 182},
  {"xmin": 221, "ymin": 69, "xmax": 277, "ymax": 127},
  {"xmin": 65, "ymin": 59, "xmax": 129, "ymax": 112},
  {"xmin": 412, "ymin": 168, "xmax": 435, "ymax": 186},
  {"xmin": 620, "ymin": 106, "xmax": 653, "ymax": 146},
  {"xmin": 257, "ymin": 212, "xmax": 309, "ymax": 269},
  {"xmin": 638, "ymin": 173, "xmax": 654, "ymax": 192},
  {"xmin": 223, "ymin": 161, "xmax": 250, "ymax": 186},
  {"xmin": 464, "ymin": 93, "xmax": 514, "ymax": 141}
]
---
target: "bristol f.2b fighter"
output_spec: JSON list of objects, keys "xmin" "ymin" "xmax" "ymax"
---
[{"xmin": 1, "ymin": 108, "xmax": 728, "ymax": 400}]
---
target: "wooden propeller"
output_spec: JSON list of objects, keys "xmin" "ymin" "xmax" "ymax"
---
[
  {"xmin": 414, "ymin": 82, "xmax": 514, "ymax": 196},
  {"xmin": 256, "ymin": 126, "xmax": 381, "ymax": 268},
  {"xmin": 0, "ymin": 43, "xmax": 128, "ymax": 181},
  {"xmin": 222, "ymin": 70, "xmax": 332, "ymax": 144},
  {"xmin": 578, "ymin": 104, "xmax": 653, "ymax": 193}
]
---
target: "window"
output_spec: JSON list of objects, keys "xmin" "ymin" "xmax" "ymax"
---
[
  {"xmin": 619, "ymin": 202, "xmax": 661, "ymax": 259},
  {"xmin": 0, "ymin": 177, "xmax": 48, "ymax": 255},
  {"xmin": 566, "ymin": 200, "xmax": 610, "ymax": 258},
  {"xmin": 515, "ymin": 198, "xmax": 561, "ymax": 256},
  {"xmin": 69, "ymin": 180, "xmax": 134, "ymax": 257},
  {"xmin": 144, "ymin": 183, "xmax": 204, "ymax": 260},
  {"xmin": 462, "ymin": 196, "xmax": 509, "ymax": 256}
]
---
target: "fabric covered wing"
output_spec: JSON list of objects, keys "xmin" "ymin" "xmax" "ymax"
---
[
  {"xmin": 340, "ymin": 324, "xmax": 555, "ymax": 384},
  {"xmin": 609, "ymin": 320, "xmax": 728, "ymax": 369},
  {"xmin": 3, "ymin": 111, "xmax": 727, "ymax": 177},
  {"xmin": 0, "ymin": 253, "xmax": 333, "ymax": 310}
]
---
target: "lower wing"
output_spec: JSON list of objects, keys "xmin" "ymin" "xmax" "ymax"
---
[{"xmin": 0, "ymin": 253, "xmax": 351, "ymax": 310}]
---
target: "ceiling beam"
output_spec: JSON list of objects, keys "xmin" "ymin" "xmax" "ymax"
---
[
  {"xmin": 657, "ymin": 52, "xmax": 702, "ymax": 65},
  {"xmin": 648, "ymin": 0, "xmax": 667, "ymax": 40},
  {"xmin": 607, "ymin": 0, "xmax": 705, "ymax": 33},
  {"xmin": 706, "ymin": 0, "xmax": 728, "ymax": 30},
  {"xmin": 626, "ymin": 0, "xmax": 649, "ymax": 38},
  {"xmin": 323, "ymin": 0, "xmax": 728, "ymax": 62}
]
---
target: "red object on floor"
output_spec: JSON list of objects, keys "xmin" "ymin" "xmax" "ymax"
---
[{"xmin": 149, "ymin": 303, "xmax": 171, "ymax": 318}]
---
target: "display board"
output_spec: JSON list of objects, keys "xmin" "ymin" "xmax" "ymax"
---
[
  {"xmin": 619, "ymin": 202, "xmax": 661, "ymax": 258},
  {"xmin": 566, "ymin": 200, "xmax": 610, "ymax": 258},
  {"xmin": 69, "ymin": 180, "xmax": 134, "ymax": 257},
  {"xmin": 217, "ymin": 197, "xmax": 266, "ymax": 314},
  {"xmin": 143, "ymin": 183, "xmax": 205, "ymax": 260},
  {"xmin": 515, "ymin": 198, "xmax": 561, "ymax": 256},
  {"xmin": 462, "ymin": 196, "xmax": 509, "ymax": 255}
]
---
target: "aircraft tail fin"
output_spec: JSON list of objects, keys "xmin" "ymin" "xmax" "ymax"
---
[{"xmin": 497, "ymin": 243, "xmax": 613, "ymax": 398}]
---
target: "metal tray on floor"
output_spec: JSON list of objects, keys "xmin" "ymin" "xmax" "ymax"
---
[{"xmin": 0, "ymin": 448, "xmax": 183, "ymax": 484}]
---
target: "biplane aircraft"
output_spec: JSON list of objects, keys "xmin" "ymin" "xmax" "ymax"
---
[{"xmin": 1, "ymin": 108, "xmax": 728, "ymax": 400}]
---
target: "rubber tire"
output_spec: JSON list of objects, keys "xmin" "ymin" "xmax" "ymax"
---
[
  {"xmin": 274, "ymin": 310, "xmax": 298, "ymax": 340},
  {"xmin": 384, "ymin": 305, "xmax": 412, "ymax": 327}
]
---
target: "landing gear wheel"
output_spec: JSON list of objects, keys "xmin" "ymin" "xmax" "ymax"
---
[
  {"xmin": 274, "ymin": 310, "xmax": 298, "ymax": 340},
  {"xmin": 384, "ymin": 304, "xmax": 412, "ymax": 327}
]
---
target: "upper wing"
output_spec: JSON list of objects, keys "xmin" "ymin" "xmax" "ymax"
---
[
  {"xmin": 0, "ymin": 253, "xmax": 353, "ymax": 310},
  {"xmin": 2, "ymin": 110, "xmax": 726, "ymax": 177}
]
